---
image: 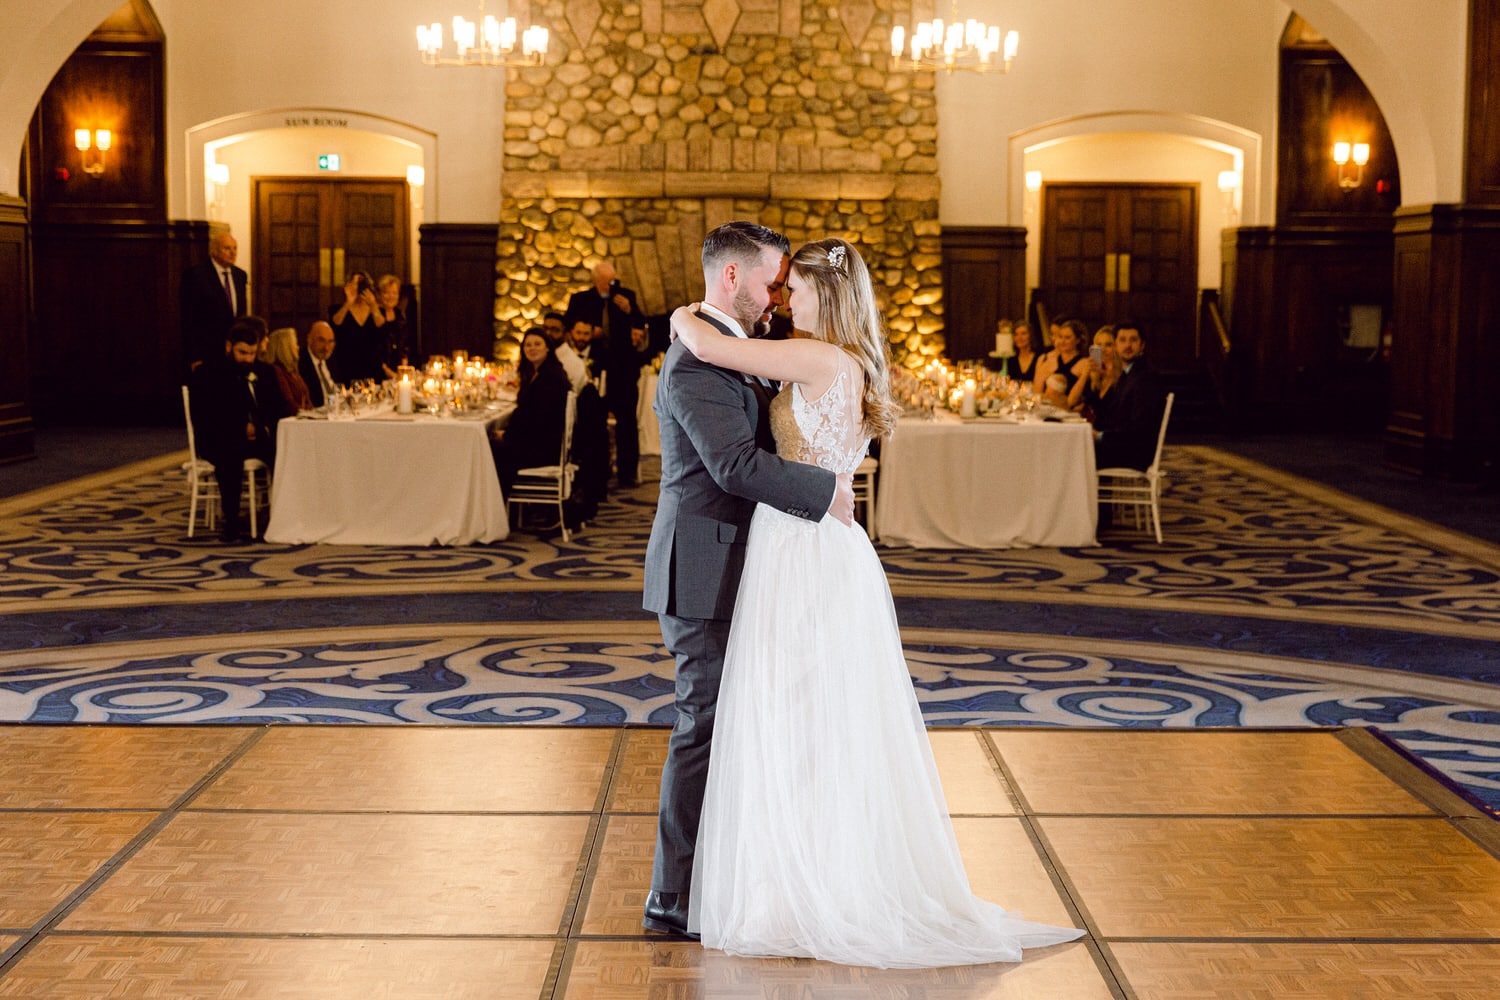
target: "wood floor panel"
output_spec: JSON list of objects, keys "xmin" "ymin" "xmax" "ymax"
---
[
  {"xmin": 560, "ymin": 940, "xmax": 1111, "ymax": 998},
  {"xmin": 1040, "ymin": 816, "xmax": 1500, "ymax": 939},
  {"xmin": 0, "ymin": 728, "xmax": 246, "ymax": 809},
  {"xmin": 931, "ymin": 730, "xmax": 1018, "ymax": 815},
  {"xmin": 0, "ymin": 812, "xmax": 153, "ymax": 927},
  {"xmin": 0, "ymin": 936, "xmax": 557, "ymax": 999},
  {"xmin": 60, "ymin": 812, "xmax": 590, "ymax": 935},
  {"xmin": 1111, "ymin": 942, "xmax": 1500, "ymax": 999},
  {"xmin": 991, "ymin": 731, "xmax": 1436, "ymax": 815},
  {"xmin": 578, "ymin": 813, "xmax": 658, "ymax": 935},
  {"xmin": 605, "ymin": 729, "xmax": 668, "ymax": 814},
  {"xmin": 193, "ymin": 727, "xmax": 614, "ymax": 813},
  {"xmin": 952, "ymin": 818, "xmax": 1081, "ymax": 930}
]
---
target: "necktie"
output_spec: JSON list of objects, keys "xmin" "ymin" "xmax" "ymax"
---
[
  {"xmin": 316, "ymin": 359, "xmax": 335, "ymax": 395},
  {"xmin": 221, "ymin": 269, "xmax": 235, "ymax": 313}
]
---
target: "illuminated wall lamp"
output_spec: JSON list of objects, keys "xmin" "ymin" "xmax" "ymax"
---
[
  {"xmin": 1332, "ymin": 141, "xmax": 1369, "ymax": 190},
  {"xmin": 208, "ymin": 162, "xmax": 230, "ymax": 216},
  {"xmin": 74, "ymin": 128, "xmax": 111, "ymax": 176}
]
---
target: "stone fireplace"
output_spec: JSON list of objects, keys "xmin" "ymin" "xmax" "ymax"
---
[{"xmin": 495, "ymin": 0, "xmax": 944, "ymax": 366}]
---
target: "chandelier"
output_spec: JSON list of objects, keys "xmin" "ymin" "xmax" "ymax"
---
[
  {"xmin": 416, "ymin": 1, "xmax": 548, "ymax": 68},
  {"xmin": 891, "ymin": 2, "xmax": 1018, "ymax": 75}
]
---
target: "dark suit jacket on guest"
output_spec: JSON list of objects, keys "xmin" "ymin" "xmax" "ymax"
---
[
  {"xmin": 563, "ymin": 285, "xmax": 648, "ymax": 389},
  {"xmin": 299, "ymin": 352, "xmax": 346, "ymax": 408},
  {"xmin": 180, "ymin": 260, "xmax": 248, "ymax": 369},
  {"xmin": 642, "ymin": 314, "xmax": 835, "ymax": 621},
  {"xmin": 1092, "ymin": 355, "xmax": 1167, "ymax": 471},
  {"xmin": 188, "ymin": 357, "xmax": 293, "ymax": 467}
]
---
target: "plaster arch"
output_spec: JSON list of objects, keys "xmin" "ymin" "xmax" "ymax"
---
[
  {"xmin": 1008, "ymin": 111, "xmax": 1264, "ymax": 224},
  {"xmin": 0, "ymin": 0, "xmax": 131, "ymax": 194},
  {"xmin": 1289, "ymin": 0, "xmax": 1464, "ymax": 205}
]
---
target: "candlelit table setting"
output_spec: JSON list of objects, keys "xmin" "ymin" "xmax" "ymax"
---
[
  {"xmin": 264, "ymin": 354, "xmax": 519, "ymax": 547},
  {"xmin": 874, "ymin": 361, "xmax": 1098, "ymax": 549}
]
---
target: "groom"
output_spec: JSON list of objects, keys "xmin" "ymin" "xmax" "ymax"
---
[{"xmin": 642, "ymin": 222, "xmax": 855, "ymax": 936}]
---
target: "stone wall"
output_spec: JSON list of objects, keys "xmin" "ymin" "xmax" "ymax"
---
[{"xmin": 495, "ymin": 0, "xmax": 943, "ymax": 365}]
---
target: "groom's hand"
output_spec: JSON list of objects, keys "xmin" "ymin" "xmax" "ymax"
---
[{"xmin": 828, "ymin": 473, "xmax": 856, "ymax": 526}]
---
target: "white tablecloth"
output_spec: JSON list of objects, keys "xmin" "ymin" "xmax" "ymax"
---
[
  {"xmin": 638, "ymin": 370, "xmax": 661, "ymax": 456},
  {"xmin": 875, "ymin": 415, "xmax": 1097, "ymax": 549},
  {"xmin": 265, "ymin": 412, "xmax": 509, "ymax": 546}
]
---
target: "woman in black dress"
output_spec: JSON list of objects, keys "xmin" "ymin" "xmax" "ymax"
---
[
  {"xmin": 329, "ymin": 271, "xmax": 385, "ymax": 382},
  {"xmin": 491, "ymin": 329, "xmax": 571, "ymax": 493},
  {"xmin": 1034, "ymin": 317, "xmax": 1088, "ymax": 403}
]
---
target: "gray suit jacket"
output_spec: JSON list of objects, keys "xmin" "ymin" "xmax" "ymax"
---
[{"xmin": 643, "ymin": 320, "xmax": 835, "ymax": 620}]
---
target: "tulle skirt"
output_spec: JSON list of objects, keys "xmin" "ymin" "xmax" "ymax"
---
[{"xmin": 687, "ymin": 504, "xmax": 1085, "ymax": 968}]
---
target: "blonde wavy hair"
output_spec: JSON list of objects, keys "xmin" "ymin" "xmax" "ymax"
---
[
  {"xmin": 789, "ymin": 238, "xmax": 900, "ymax": 438},
  {"xmin": 266, "ymin": 327, "xmax": 300, "ymax": 370}
]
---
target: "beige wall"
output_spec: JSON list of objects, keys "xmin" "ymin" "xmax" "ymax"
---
[{"xmin": 0, "ymin": 0, "xmax": 1475, "ymax": 222}]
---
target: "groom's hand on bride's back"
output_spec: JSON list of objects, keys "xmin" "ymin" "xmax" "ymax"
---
[{"xmin": 829, "ymin": 473, "xmax": 855, "ymax": 526}]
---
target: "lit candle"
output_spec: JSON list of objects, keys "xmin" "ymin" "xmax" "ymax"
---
[
  {"xmin": 961, "ymin": 378, "xmax": 978, "ymax": 418},
  {"xmin": 397, "ymin": 375, "xmax": 413, "ymax": 414}
]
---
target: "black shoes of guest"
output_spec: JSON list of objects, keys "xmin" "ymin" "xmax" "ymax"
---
[{"xmin": 642, "ymin": 890, "xmax": 697, "ymax": 939}]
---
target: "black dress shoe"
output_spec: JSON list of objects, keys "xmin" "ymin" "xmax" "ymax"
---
[{"xmin": 642, "ymin": 890, "xmax": 698, "ymax": 939}]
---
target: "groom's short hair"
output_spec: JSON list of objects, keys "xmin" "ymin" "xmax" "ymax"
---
[{"xmin": 702, "ymin": 222, "xmax": 790, "ymax": 277}]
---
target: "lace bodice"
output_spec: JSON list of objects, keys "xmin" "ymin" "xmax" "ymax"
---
[{"xmin": 769, "ymin": 354, "xmax": 869, "ymax": 475}]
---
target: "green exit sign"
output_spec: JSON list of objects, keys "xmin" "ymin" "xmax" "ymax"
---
[{"xmin": 317, "ymin": 154, "xmax": 341, "ymax": 171}]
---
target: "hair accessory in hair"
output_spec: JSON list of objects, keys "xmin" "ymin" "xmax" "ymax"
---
[{"xmin": 826, "ymin": 244, "xmax": 847, "ymax": 271}]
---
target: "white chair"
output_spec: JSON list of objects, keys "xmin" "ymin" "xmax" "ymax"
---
[
  {"xmin": 853, "ymin": 454, "xmax": 878, "ymax": 540},
  {"xmin": 1096, "ymin": 392, "xmax": 1174, "ymax": 543},
  {"xmin": 180, "ymin": 385, "xmax": 272, "ymax": 539},
  {"xmin": 509, "ymin": 389, "xmax": 581, "ymax": 542}
]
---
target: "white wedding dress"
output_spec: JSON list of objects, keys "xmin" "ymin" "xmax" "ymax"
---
[{"xmin": 687, "ymin": 353, "xmax": 1085, "ymax": 967}]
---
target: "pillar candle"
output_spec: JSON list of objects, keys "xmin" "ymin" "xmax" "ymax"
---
[
  {"xmin": 961, "ymin": 378, "xmax": 978, "ymax": 418},
  {"xmin": 397, "ymin": 376, "xmax": 413, "ymax": 414}
]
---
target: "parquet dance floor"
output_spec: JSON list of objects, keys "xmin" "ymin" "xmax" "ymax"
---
[
  {"xmin": 2, "ymin": 443, "xmax": 1499, "ymax": 993},
  {"xmin": 1, "ymin": 725, "xmax": 1497, "ymax": 997}
]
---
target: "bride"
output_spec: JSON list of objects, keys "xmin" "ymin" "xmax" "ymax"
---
[{"xmin": 670, "ymin": 238, "xmax": 1085, "ymax": 968}]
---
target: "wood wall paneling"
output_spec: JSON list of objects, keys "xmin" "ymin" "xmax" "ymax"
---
[
  {"xmin": 0, "ymin": 197, "xmax": 36, "ymax": 463},
  {"xmin": 30, "ymin": 221, "xmax": 208, "ymax": 424},
  {"xmin": 1277, "ymin": 49, "xmax": 1400, "ymax": 226},
  {"xmin": 27, "ymin": 43, "xmax": 166, "ymax": 226},
  {"xmin": 938, "ymin": 226, "xmax": 1026, "ymax": 361},
  {"xmin": 418, "ymin": 224, "xmax": 500, "ymax": 360},
  {"xmin": 1465, "ymin": 0, "xmax": 1500, "ymax": 205}
]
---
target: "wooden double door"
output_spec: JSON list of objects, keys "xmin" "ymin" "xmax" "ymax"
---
[
  {"xmin": 251, "ymin": 177, "xmax": 408, "ymax": 335},
  {"xmin": 1041, "ymin": 183, "xmax": 1198, "ymax": 372}
]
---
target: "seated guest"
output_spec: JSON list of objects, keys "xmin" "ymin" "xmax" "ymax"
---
[
  {"xmin": 1092, "ymin": 322, "xmax": 1167, "ymax": 470},
  {"xmin": 329, "ymin": 271, "xmax": 385, "ymax": 382},
  {"xmin": 1034, "ymin": 317, "xmax": 1088, "ymax": 401},
  {"xmin": 491, "ymin": 330, "xmax": 572, "ymax": 494},
  {"xmin": 1069, "ymin": 325, "xmax": 1117, "ymax": 413},
  {"xmin": 569, "ymin": 317, "xmax": 608, "ymax": 385},
  {"xmin": 1009, "ymin": 321, "xmax": 1039, "ymax": 384},
  {"xmin": 188, "ymin": 316, "xmax": 293, "ymax": 542},
  {"xmin": 541, "ymin": 315, "xmax": 588, "ymax": 390},
  {"xmin": 299, "ymin": 320, "xmax": 344, "ymax": 408},
  {"xmin": 266, "ymin": 326, "xmax": 313, "ymax": 412},
  {"xmin": 375, "ymin": 273, "xmax": 418, "ymax": 375}
]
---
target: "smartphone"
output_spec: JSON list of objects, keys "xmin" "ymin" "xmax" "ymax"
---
[{"xmin": 1089, "ymin": 345, "xmax": 1104, "ymax": 367}]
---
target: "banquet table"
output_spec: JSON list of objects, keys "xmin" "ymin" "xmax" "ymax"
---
[
  {"xmin": 265, "ymin": 407, "xmax": 511, "ymax": 546},
  {"xmin": 874, "ymin": 414, "xmax": 1097, "ymax": 549}
]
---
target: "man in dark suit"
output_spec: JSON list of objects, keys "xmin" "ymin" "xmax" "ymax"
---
[
  {"xmin": 563, "ymin": 262, "xmax": 648, "ymax": 487},
  {"xmin": 1093, "ymin": 322, "xmax": 1167, "ymax": 470},
  {"xmin": 181, "ymin": 231, "xmax": 248, "ymax": 371},
  {"xmin": 640, "ymin": 222, "xmax": 855, "ymax": 937},
  {"xmin": 298, "ymin": 320, "xmax": 344, "ymax": 408},
  {"xmin": 189, "ymin": 317, "xmax": 292, "ymax": 542}
]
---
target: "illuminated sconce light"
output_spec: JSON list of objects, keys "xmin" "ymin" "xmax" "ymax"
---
[
  {"xmin": 1218, "ymin": 170, "xmax": 1241, "ymax": 226},
  {"xmin": 1024, "ymin": 170, "xmax": 1042, "ymax": 193},
  {"xmin": 208, "ymin": 162, "xmax": 229, "ymax": 217},
  {"xmin": 1332, "ymin": 141, "xmax": 1370, "ymax": 190},
  {"xmin": 74, "ymin": 128, "xmax": 112, "ymax": 176},
  {"xmin": 406, "ymin": 164, "xmax": 426, "ymax": 210}
]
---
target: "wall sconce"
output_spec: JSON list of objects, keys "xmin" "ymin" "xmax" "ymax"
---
[
  {"xmin": 208, "ymin": 162, "xmax": 229, "ymax": 217},
  {"xmin": 406, "ymin": 164, "xmax": 426, "ymax": 211},
  {"xmin": 74, "ymin": 128, "xmax": 112, "ymax": 176},
  {"xmin": 1332, "ymin": 141, "xmax": 1369, "ymax": 190},
  {"xmin": 1024, "ymin": 170, "xmax": 1042, "ymax": 193},
  {"xmin": 1217, "ymin": 170, "xmax": 1241, "ymax": 225}
]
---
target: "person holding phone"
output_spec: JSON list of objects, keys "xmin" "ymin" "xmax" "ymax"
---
[
  {"xmin": 1069, "ymin": 324, "xmax": 1118, "ymax": 412},
  {"xmin": 563, "ymin": 261, "xmax": 649, "ymax": 488},
  {"xmin": 329, "ymin": 270, "xmax": 385, "ymax": 382}
]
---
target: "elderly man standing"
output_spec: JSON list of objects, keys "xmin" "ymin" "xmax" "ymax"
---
[
  {"xmin": 298, "ymin": 321, "xmax": 344, "ymax": 408},
  {"xmin": 563, "ymin": 261, "xmax": 648, "ymax": 488},
  {"xmin": 181, "ymin": 231, "xmax": 248, "ymax": 371}
]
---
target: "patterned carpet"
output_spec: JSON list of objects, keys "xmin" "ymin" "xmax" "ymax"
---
[{"xmin": 2, "ymin": 446, "xmax": 1498, "ymax": 813}]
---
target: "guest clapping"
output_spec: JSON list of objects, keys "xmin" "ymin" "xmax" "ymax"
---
[
  {"xmin": 266, "ymin": 327, "xmax": 313, "ymax": 412},
  {"xmin": 491, "ymin": 329, "xmax": 572, "ymax": 494},
  {"xmin": 330, "ymin": 271, "xmax": 384, "ymax": 382}
]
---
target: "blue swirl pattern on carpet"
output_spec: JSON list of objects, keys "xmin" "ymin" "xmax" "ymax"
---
[{"xmin": 0, "ymin": 446, "xmax": 1497, "ymax": 813}]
